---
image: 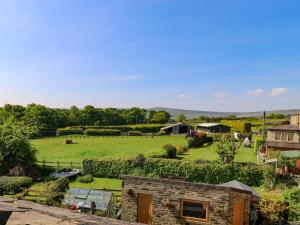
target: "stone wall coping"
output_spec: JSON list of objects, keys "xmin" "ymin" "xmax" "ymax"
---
[{"xmin": 122, "ymin": 175, "xmax": 252, "ymax": 196}]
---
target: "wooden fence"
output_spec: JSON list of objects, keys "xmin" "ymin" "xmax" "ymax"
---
[{"xmin": 37, "ymin": 160, "xmax": 82, "ymax": 169}]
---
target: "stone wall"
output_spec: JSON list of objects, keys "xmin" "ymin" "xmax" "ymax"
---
[{"xmin": 122, "ymin": 176, "xmax": 251, "ymax": 225}]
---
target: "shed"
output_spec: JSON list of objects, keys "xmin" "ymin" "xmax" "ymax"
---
[
  {"xmin": 62, "ymin": 188, "xmax": 116, "ymax": 218},
  {"xmin": 160, "ymin": 123, "xmax": 192, "ymax": 135},
  {"xmin": 196, "ymin": 123, "xmax": 231, "ymax": 133}
]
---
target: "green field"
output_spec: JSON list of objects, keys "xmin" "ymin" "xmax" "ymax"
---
[
  {"xmin": 32, "ymin": 136, "xmax": 256, "ymax": 163},
  {"xmin": 32, "ymin": 136, "xmax": 187, "ymax": 162}
]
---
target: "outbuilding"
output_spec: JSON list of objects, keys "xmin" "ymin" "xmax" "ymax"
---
[
  {"xmin": 160, "ymin": 123, "xmax": 192, "ymax": 135},
  {"xmin": 122, "ymin": 176, "xmax": 256, "ymax": 225},
  {"xmin": 196, "ymin": 123, "xmax": 231, "ymax": 134}
]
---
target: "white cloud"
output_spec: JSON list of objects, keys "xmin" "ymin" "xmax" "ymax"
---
[
  {"xmin": 177, "ymin": 94, "xmax": 191, "ymax": 100},
  {"xmin": 268, "ymin": 88, "xmax": 288, "ymax": 96},
  {"xmin": 213, "ymin": 91, "xmax": 229, "ymax": 98},
  {"xmin": 246, "ymin": 89, "xmax": 264, "ymax": 96}
]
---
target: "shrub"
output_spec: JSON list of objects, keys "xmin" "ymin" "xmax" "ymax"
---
[
  {"xmin": 156, "ymin": 131, "xmax": 166, "ymax": 136},
  {"xmin": 0, "ymin": 176, "xmax": 32, "ymax": 194},
  {"xmin": 262, "ymin": 164, "xmax": 276, "ymax": 190},
  {"xmin": 48, "ymin": 177, "xmax": 69, "ymax": 192},
  {"xmin": 162, "ymin": 144, "xmax": 177, "ymax": 159},
  {"xmin": 76, "ymin": 174, "xmax": 94, "ymax": 183},
  {"xmin": 176, "ymin": 146, "xmax": 188, "ymax": 155},
  {"xmin": 254, "ymin": 139, "xmax": 265, "ymax": 152},
  {"xmin": 282, "ymin": 187, "xmax": 300, "ymax": 221},
  {"xmin": 84, "ymin": 129, "xmax": 121, "ymax": 136},
  {"xmin": 128, "ymin": 131, "xmax": 142, "ymax": 136},
  {"xmin": 132, "ymin": 154, "xmax": 146, "ymax": 167},
  {"xmin": 186, "ymin": 131, "xmax": 209, "ymax": 148},
  {"xmin": 216, "ymin": 135, "xmax": 241, "ymax": 164},
  {"xmin": 259, "ymin": 199, "xmax": 289, "ymax": 222},
  {"xmin": 56, "ymin": 128, "xmax": 83, "ymax": 136}
]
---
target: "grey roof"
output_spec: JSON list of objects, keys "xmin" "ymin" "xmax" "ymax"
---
[
  {"xmin": 218, "ymin": 180, "xmax": 260, "ymax": 198},
  {"xmin": 197, "ymin": 123, "xmax": 227, "ymax": 128},
  {"xmin": 62, "ymin": 188, "xmax": 113, "ymax": 210},
  {"xmin": 161, "ymin": 123, "xmax": 190, "ymax": 130}
]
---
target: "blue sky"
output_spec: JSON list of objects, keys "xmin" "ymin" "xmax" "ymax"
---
[{"xmin": 0, "ymin": 0, "xmax": 300, "ymax": 111}]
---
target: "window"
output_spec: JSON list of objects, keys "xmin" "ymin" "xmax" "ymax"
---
[
  {"xmin": 181, "ymin": 199, "xmax": 209, "ymax": 222},
  {"xmin": 288, "ymin": 132, "xmax": 294, "ymax": 142},
  {"xmin": 275, "ymin": 131, "xmax": 282, "ymax": 141}
]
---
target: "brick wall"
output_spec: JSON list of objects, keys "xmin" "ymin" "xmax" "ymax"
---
[{"xmin": 122, "ymin": 176, "xmax": 251, "ymax": 225}]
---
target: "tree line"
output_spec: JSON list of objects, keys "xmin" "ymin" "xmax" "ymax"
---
[{"xmin": 0, "ymin": 104, "xmax": 171, "ymax": 133}]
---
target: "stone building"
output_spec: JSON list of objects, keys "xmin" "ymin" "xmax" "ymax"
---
[{"xmin": 122, "ymin": 176, "xmax": 254, "ymax": 225}]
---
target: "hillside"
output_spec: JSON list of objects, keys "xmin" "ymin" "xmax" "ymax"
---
[{"xmin": 151, "ymin": 107, "xmax": 300, "ymax": 119}]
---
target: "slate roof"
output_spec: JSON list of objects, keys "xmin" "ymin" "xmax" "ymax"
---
[{"xmin": 218, "ymin": 180, "xmax": 260, "ymax": 198}]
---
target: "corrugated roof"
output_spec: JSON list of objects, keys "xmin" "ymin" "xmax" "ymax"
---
[
  {"xmin": 197, "ymin": 123, "xmax": 222, "ymax": 127},
  {"xmin": 218, "ymin": 180, "xmax": 260, "ymax": 198},
  {"xmin": 161, "ymin": 123, "xmax": 190, "ymax": 130}
]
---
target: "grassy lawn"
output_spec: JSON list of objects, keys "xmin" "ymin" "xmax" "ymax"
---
[
  {"xmin": 70, "ymin": 178, "xmax": 122, "ymax": 190},
  {"xmin": 32, "ymin": 136, "xmax": 257, "ymax": 163},
  {"xmin": 182, "ymin": 143, "xmax": 257, "ymax": 163},
  {"xmin": 32, "ymin": 136, "xmax": 186, "ymax": 162}
]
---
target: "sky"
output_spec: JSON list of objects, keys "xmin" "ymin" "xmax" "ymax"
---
[{"xmin": 0, "ymin": 0, "xmax": 300, "ymax": 112}]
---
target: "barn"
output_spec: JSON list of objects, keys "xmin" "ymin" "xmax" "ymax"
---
[
  {"xmin": 160, "ymin": 123, "xmax": 192, "ymax": 135},
  {"xmin": 196, "ymin": 123, "xmax": 231, "ymax": 134}
]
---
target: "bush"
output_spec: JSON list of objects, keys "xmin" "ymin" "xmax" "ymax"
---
[
  {"xmin": 132, "ymin": 154, "xmax": 146, "ymax": 167},
  {"xmin": 0, "ymin": 176, "xmax": 32, "ymax": 194},
  {"xmin": 283, "ymin": 187, "xmax": 300, "ymax": 221},
  {"xmin": 48, "ymin": 177, "xmax": 69, "ymax": 192},
  {"xmin": 186, "ymin": 131, "xmax": 209, "ymax": 148},
  {"xmin": 156, "ymin": 131, "xmax": 166, "ymax": 136},
  {"xmin": 83, "ymin": 158, "xmax": 264, "ymax": 186},
  {"xmin": 255, "ymin": 139, "xmax": 265, "ymax": 152},
  {"xmin": 56, "ymin": 128, "xmax": 83, "ymax": 136},
  {"xmin": 128, "ymin": 131, "xmax": 142, "ymax": 136},
  {"xmin": 259, "ymin": 199, "xmax": 289, "ymax": 222},
  {"xmin": 176, "ymin": 146, "xmax": 188, "ymax": 155},
  {"xmin": 162, "ymin": 144, "xmax": 177, "ymax": 159},
  {"xmin": 76, "ymin": 174, "xmax": 94, "ymax": 183},
  {"xmin": 262, "ymin": 164, "xmax": 276, "ymax": 190},
  {"xmin": 84, "ymin": 129, "xmax": 121, "ymax": 136}
]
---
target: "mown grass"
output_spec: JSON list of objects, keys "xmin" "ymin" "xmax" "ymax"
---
[
  {"xmin": 32, "ymin": 136, "xmax": 187, "ymax": 162},
  {"xmin": 70, "ymin": 177, "xmax": 122, "ymax": 190},
  {"xmin": 32, "ymin": 136, "xmax": 257, "ymax": 163}
]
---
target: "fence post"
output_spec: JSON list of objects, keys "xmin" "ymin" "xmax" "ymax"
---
[
  {"xmin": 70, "ymin": 161, "xmax": 73, "ymax": 167},
  {"xmin": 57, "ymin": 161, "xmax": 59, "ymax": 169},
  {"xmin": 43, "ymin": 160, "xmax": 45, "ymax": 169}
]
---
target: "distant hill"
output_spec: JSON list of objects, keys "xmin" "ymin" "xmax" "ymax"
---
[{"xmin": 151, "ymin": 107, "xmax": 300, "ymax": 119}]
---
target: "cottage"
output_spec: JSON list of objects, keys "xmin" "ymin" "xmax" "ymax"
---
[
  {"xmin": 160, "ymin": 123, "xmax": 192, "ymax": 135},
  {"xmin": 122, "ymin": 176, "xmax": 256, "ymax": 225},
  {"xmin": 266, "ymin": 112, "xmax": 300, "ymax": 151},
  {"xmin": 196, "ymin": 123, "xmax": 231, "ymax": 134}
]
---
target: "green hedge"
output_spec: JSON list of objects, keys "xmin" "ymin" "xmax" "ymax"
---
[
  {"xmin": 84, "ymin": 129, "xmax": 121, "ymax": 136},
  {"xmin": 71, "ymin": 124, "xmax": 164, "ymax": 133},
  {"xmin": 56, "ymin": 128, "xmax": 83, "ymax": 136},
  {"xmin": 221, "ymin": 120, "xmax": 251, "ymax": 132},
  {"xmin": 0, "ymin": 176, "xmax": 32, "ymax": 194},
  {"xmin": 128, "ymin": 131, "xmax": 142, "ymax": 136},
  {"xmin": 82, "ymin": 158, "xmax": 264, "ymax": 186}
]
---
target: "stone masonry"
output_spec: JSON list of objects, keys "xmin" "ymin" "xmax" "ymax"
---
[{"xmin": 122, "ymin": 176, "xmax": 251, "ymax": 225}]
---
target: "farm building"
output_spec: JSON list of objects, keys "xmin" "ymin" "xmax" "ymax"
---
[
  {"xmin": 196, "ymin": 123, "xmax": 231, "ymax": 134},
  {"xmin": 160, "ymin": 123, "xmax": 192, "ymax": 135},
  {"xmin": 122, "ymin": 176, "xmax": 257, "ymax": 225},
  {"xmin": 62, "ymin": 188, "xmax": 116, "ymax": 218},
  {"xmin": 266, "ymin": 112, "xmax": 300, "ymax": 152}
]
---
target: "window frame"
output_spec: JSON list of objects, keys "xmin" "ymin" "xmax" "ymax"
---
[{"xmin": 180, "ymin": 199, "xmax": 209, "ymax": 223}]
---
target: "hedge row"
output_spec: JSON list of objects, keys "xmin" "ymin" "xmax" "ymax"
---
[
  {"xmin": 221, "ymin": 120, "xmax": 252, "ymax": 132},
  {"xmin": 84, "ymin": 129, "xmax": 121, "ymax": 136},
  {"xmin": 70, "ymin": 124, "xmax": 165, "ymax": 133},
  {"xmin": 82, "ymin": 158, "xmax": 264, "ymax": 186},
  {"xmin": 56, "ymin": 128, "xmax": 84, "ymax": 136},
  {"xmin": 0, "ymin": 176, "xmax": 32, "ymax": 194}
]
